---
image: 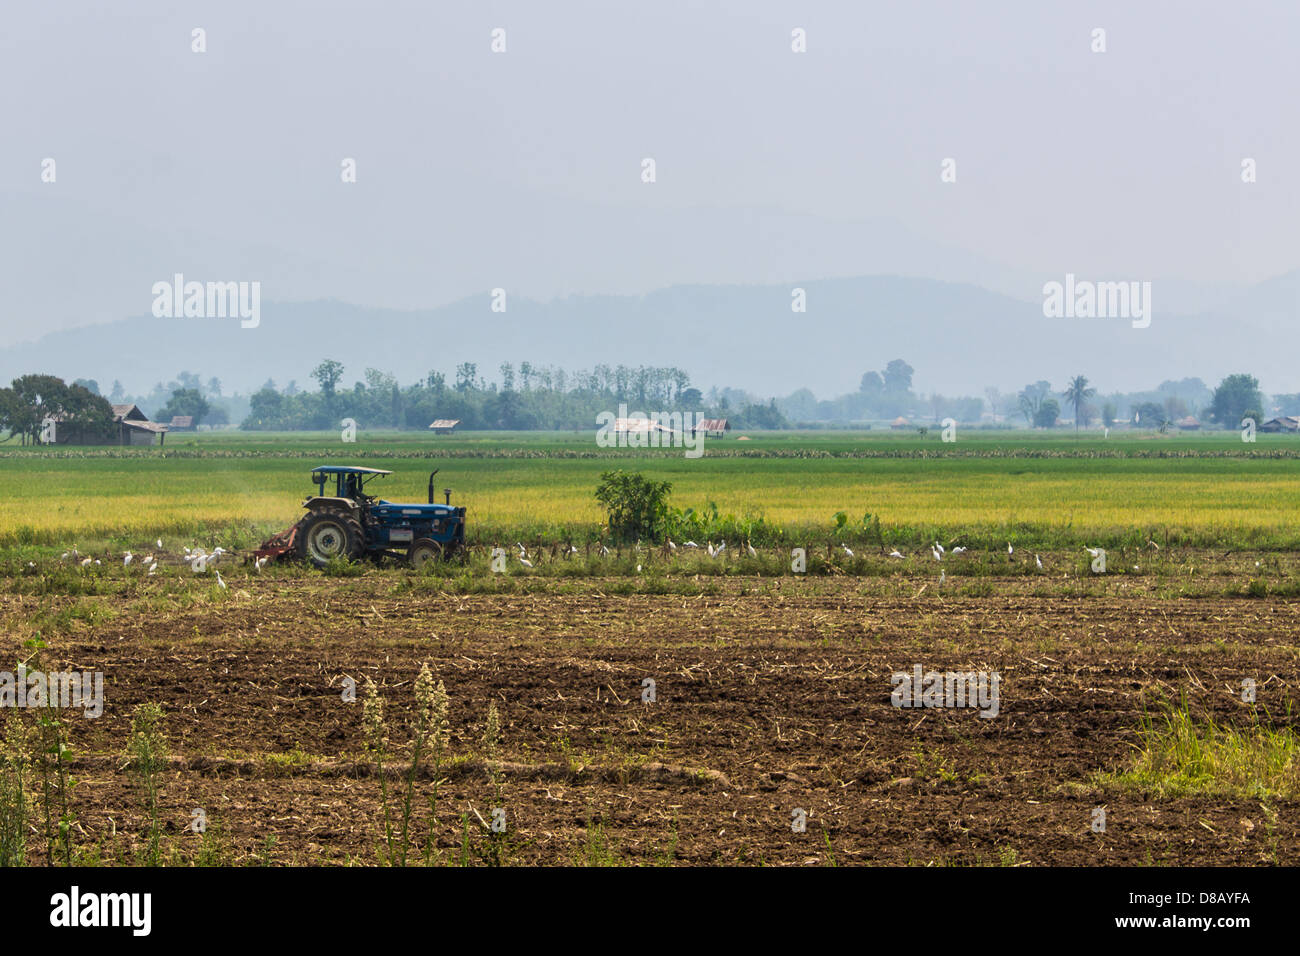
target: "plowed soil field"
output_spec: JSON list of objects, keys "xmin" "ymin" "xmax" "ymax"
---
[{"xmin": 3, "ymin": 559, "xmax": 1297, "ymax": 866}]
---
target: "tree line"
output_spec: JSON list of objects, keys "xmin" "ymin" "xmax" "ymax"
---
[
  {"xmin": 1005, "ymin": 373, "xmax": 1267, "ymax": 430},
  {"xmin": 0, "ymin": 363, "xmax": 1280, "ymax": 439},
  {"xmin": 241, "ymin": 361, "xmax": 787, "ymax": 431}
]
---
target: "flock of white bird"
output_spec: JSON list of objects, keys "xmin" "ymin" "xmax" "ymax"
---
[
  {"xmin": 56, "ymin": 537, "xmax": 273, "ymax": 589},
  {"xmin": 503, "ymin": 537, "xmax": 1081, "ymax": 578},
  {"xmin": 51, "ymin": 536, "xmax": 1140, "ymax": 581}
]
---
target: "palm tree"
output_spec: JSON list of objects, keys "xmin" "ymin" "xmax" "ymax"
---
[{"xmin": 1062, "ymin": 375, "xmax": 1096, "ymax": 434}]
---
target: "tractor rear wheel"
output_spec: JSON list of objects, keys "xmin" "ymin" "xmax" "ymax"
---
[
  {"xmin": 297, "ymin": 510, "xmax": 364, "ymax": 568},
  {"xmin": 408, "ymin": 538, "xmax": 443, "ymax": 569}
]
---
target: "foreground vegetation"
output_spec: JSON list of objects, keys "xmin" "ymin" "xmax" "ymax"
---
[{"xmin": 1102, "ymin": 700, "xmax": 1299, "ymax": 801}]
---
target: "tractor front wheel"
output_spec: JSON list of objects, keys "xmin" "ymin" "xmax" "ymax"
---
[
  {"xmin": 297, "ymin": 511, "xmax": 364, "ymax": 568},
  {"xmin": 408, "ymin": 538, "xmax": 443, "ymax": 569}
]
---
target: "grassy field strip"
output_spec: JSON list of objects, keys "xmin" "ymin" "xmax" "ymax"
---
[{"xmin": 3, "ymin": 449, "xmax": 1298, "ymax": 548}]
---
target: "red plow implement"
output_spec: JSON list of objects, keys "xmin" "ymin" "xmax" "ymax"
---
[{"xmin": 253, "ymin": 525, "xmax": 299, "ymax": 563}]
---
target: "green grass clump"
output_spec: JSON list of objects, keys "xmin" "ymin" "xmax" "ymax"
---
[{"xmin": 1102, "ymin": 701, "xmax": 1298, "ymax": 800}]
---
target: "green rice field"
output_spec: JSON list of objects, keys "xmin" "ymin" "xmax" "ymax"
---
[{"xmin": 2, "ymin": 429, "xmax": 1297, "ymax": 552}]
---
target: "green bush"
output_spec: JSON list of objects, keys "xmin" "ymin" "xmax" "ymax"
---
[{"xmin": 595, "ymin": 471, "xmax": 672, "ymax": 542}]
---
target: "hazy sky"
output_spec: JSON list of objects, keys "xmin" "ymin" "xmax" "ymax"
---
[{"xmin": 1, "ymin": 0, "xmax": 1296, "ymax": 347}]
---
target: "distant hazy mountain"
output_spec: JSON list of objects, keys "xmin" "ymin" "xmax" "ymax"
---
[{"xmin": 1, "ymin": 272, "xmax": 1296, "ymax": 398}]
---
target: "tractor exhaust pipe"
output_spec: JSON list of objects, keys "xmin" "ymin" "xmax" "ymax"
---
[{"xmin": 427, "ymin": 469, "xmax": 439, "ymax": 504}]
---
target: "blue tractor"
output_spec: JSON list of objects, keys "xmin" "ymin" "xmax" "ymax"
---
[{"xmin": 256, "ymin": 465, "xmax": 466, "ymax": 568}]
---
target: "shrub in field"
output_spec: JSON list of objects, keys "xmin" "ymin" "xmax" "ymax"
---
[{"xmin": 595, "ymin": 470, "xmax": 671, "ymax": 542}]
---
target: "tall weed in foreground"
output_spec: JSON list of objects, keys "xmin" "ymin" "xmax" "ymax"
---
[
  {"xmin": 124, "ymin": 703, "xmax": 168, "ymax": 866},
  {"xmin": 478, "ymin": 701, "xmax": 509, "ymax": 866},
  {"xmin": 27, "ymin": 649, "xmax": 77, "ymax": 866},
  {"xmin": 453, "ymin": 700, "xmax": 514, "ymax": 867},
  {"xmin": 361, "ymin": 677, "xmax": 394, "ymax": 863},
  {"xmin": 365, "ymin": 667, "xmax": 452, "ymax": 866},
  {"xmin": 0, "ymin": 714, "xmax": 30, "ymax": 866},
  {"xmin": 362, "ymin": 670, "xmax": 515, "ymax": 865},
  {"xmin": 416, "ymin": 668, "xmax": 450, "ymax": 867},
  {"xmin": 399, "ymin": 664, "xmax": 447, "ymax": 865}
]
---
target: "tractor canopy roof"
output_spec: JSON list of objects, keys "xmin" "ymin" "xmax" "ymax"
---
[{"xmin": 310, "ymin": 466, "xmax": 393, "ymax": 476}]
